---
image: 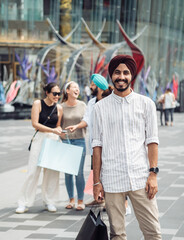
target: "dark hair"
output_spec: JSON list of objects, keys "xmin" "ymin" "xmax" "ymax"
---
[
  {"xmin": 166, "ymin": 88, "xmax": 172, "ymax": 92},
  {"xmin": 102, "ymin": 85, "xmax": 114, "ymax": 98},
  {"xmin": 43, "ymin": 82, "xmax": 59, "ymax": 93}
]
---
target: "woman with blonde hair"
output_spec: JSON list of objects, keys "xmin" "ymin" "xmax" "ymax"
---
[{"xmin": 60, "ymin": 81, "xmax": 86, "ymax": 211}]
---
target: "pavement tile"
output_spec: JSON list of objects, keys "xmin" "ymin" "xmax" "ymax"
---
[
  {"xmin": 172, "ymin": 238, "xmax": 184, "ymax": 240},
  {"xmin": 65, "ymin": 218, "xmax": 85, "ymax": 232},
  {"xmin": 170, "ymin": 171, "xmax": 184, "ymax": 175},
  {"xmin": 125, "ymin": 219, "xmax": 143, "ymax": 239},
  {"xmin": 0, "ymin": 227, "xmax": 11, "ymax": 232},
  {"xmin": 56, "ymin": 215, "xmax": 84, "ymax": 220},
  {"xmin": 31, "ymin": 214, "xmax": 60, "ymax": 222},
  {"xmin": 0, "ymin": 221, "xmax": 20, "ymax": 228},
  {"xmin": 43, "ymin": 219, "xmax": 77, "ymax": 229},
  {"xmin": 53, "ymin": 238, "xmax": 74, "ymax": 240},
  {"xmin": 13, "ymin": 225, "xmax": 41, "ymax": 231},
  {"xmin": 175, "ymin": 223, "xmax": 184, "ymax": 237},
  {"xmin": 11, "ymin": 213, "xmax": 38, "ymax": 219},
  {"xmin": 171, "ymin": 184, "xmax": 184, "ymax": 188},
  {"xmin": 161, "ymin": 187, "xmax": 184, "ymax": 197},
  {"xmin": 161, "ymin": 235, "xmax": 173, "ymax": 240},
  {"xmin": 157, "ymin": 196, "xmax": 178, "ymax": 200},
  {"xmin": 26, "ymin": 233, "xmax": 57, "ymax": 239},
  {"xmin": 22, "ymin": 220, "xmax": 51, "ymax": 226},
  {"xmin": 52, "ymin": 232, "xmax": 77, "ymax": 238},
  {"xmin": 0, "ymin": 229, "xmax": 34, "ymax": 240},
  {"xmin": 2, "ymin": 217, "xmax": 28, "ymax": 222},
  {"xmin": 161, "ymin": 228, "xmax": 178, "ymax": 234},
  {"xmin": 34, "ymin": 229, "xmax": 65, "ymax": 234},
  {"xmin": 157, "ymin": 199, "xmax": 175, "ymax": 213},
  {"xmin": 160, "ymin": 218, "xmax": 182, "ymax": 229}
]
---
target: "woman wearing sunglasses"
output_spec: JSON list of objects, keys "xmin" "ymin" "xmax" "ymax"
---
[
  {"xmin": 60, "ymin": 81, "xmax": 86, "ymax": 211},
  {"xmin": 16, "ymin": 82, "xmax": 63, "ymax": 214}
]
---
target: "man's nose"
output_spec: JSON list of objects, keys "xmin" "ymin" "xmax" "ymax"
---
[{"xmin": 119, "ymin": 73, "xmax": 125, "ymax": 79}]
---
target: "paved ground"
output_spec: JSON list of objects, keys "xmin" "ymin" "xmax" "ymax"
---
[{"xmin": 0, "ymin": 112, "xmax": 184, "ymax": 240}]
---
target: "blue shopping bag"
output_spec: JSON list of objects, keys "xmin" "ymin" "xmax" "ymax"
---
[{"xmin": 37, "ymin": 138, "xmax": 83, "ymax": 175}]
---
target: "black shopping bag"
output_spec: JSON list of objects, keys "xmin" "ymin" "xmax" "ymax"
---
[{"xmin": 75, "ymin": 209, "xmax": 108, "ymax": 240}]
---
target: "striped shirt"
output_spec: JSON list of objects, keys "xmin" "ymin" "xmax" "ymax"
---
[{"xmin": 92, "ymin": 91, "xmax": 159, "ymax": 193}]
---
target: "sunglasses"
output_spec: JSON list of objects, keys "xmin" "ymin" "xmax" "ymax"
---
[{"xmin": 51, "ymin": 92, "xmax": 61, "ymax": 97}]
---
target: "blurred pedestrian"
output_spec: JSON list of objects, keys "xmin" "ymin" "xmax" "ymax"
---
[
  {"xmin": 164, "ymin": 88, "xmax": 175, "ymax": 126},
  {"xmin": 16, "ymin": 82, "xmax": 63, "ymax": 214},
  {"xmin": 92, "ymin": 55, "xmax": 162, "ymax": 239},
  {"xmin": 84, "ymin": 84, "xmax": 91, "ymax": 102},
  {"xmin": 157, "ymin": 93, "xmax": 165, "ymax": 126},
  {"xmin": 60, "ymin": 81, "xmax": 86, "ymax": 211}
]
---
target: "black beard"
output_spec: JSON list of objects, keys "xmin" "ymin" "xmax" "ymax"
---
[
  {"xmin": 90, "ymin": 86, "xmax": 98, "ymax": 96},
  {"xmin": 112, "ymin": 79, "xmax": 131, "ymax": 92}
]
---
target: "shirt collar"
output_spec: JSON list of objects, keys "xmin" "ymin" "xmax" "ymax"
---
[{"xmin": 112, "ymin": 89, "xmax": 134, "ymax": 104}]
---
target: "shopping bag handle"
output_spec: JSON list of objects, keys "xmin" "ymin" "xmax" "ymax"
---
[
  {"xmin": 65, "ymin": 133, "xmax": 71, "ymax": 144},
  {"xmin": 59, "ymin": 132, "xmax": 71, "ymax": 144}
]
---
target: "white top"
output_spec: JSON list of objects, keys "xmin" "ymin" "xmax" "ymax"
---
[
  {"xmin": 92, "ymin": 91, "xmax": 159, "ymax": 193},
  {"xmin": 164, "ymin": 92, "xmax": 175, "ymax": 109},
  {"xmin": 84, "ymin": 86, "xmax": 91, "ymax": 96},
  {"xmin": 82, "ymin": 97, "xmax": 97, "ymax": 154}
]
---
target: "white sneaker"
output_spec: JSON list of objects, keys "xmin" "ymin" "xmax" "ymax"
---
[
  {"xmin": 46, "ymin": 204, "xmax": 57, "ymax": 212},
  {"xmin": 15, "ymin": 206, "xmax": 29, "ymax": 214},
  {"xmin": 125, "ymin": 205, "xmax": 131, "ymax": 216}
]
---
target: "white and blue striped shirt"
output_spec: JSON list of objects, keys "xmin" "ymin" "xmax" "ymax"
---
[{"xmin": 92, "ymin": 91, "xmax": 159, "ymax": 193}]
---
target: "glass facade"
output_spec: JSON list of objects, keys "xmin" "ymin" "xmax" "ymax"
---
[{"xmin": 0, "ymin": 0, "xmax": 184, "ymax": 103}]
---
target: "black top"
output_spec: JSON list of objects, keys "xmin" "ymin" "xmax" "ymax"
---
[{"xmin": 39, "ymin": 100, "xmax": 58, "ymax": 128}]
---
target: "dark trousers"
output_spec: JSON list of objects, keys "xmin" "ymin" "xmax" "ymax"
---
[
  {"xmin": 160, "ymin": 109, "xmax": 165, "ymax": 125},
  {"xmin": 165, "ymin": 108, "xmax": 174, "ymax": 122}
]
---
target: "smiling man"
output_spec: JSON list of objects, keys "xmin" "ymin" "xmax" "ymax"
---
[{"xmin": 92, "ymin": 55, "xmax": 162, "ymax": 240}]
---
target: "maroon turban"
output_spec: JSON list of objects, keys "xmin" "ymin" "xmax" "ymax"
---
[{"xmin": 108, "ymin": 55, "xmax": 137, "ymax": 79}]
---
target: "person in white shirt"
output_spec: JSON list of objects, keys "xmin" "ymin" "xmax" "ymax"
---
[
  {"xmin": 164, "ymin": 88, "xmax": 175, "ymax": 126},
  {"xmin": 84, "ymin": 85, "xmax": 91, "ymax": 102},
  {"xmin": 92, "ymin": 55, "xmax": 162, "ymax": 240}
]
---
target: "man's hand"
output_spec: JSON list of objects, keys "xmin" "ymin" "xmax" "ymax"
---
[
  {"xmin": 93, "ymin": 183, "xmax": 104, "ymax": 202},
  {"xmin": 65, "ymin": 125, "xmax": 78, "ymax": 132},
  {"xmin": 145, "ymin": 173, "xmax": 158, "ymax": 200}
]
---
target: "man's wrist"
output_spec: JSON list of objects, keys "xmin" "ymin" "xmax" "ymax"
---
[
  {"xmin": 149, "ymin": 172, "xmax": 157, "ymax": 177},
  {"xmin": 149, "ymin": 167, "xmax": 159, "ymax": 174},
  {"xmin": 93, "ymin": 181, "xmax": 101, "ymax": 186}
]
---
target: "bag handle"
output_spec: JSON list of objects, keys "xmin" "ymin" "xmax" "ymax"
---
[{"xmin": 65, "ymin": 133, "xmax": 71, "ymax": 144}]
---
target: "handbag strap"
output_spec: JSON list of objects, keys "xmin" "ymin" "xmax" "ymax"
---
[{"xmin": 43, "ymin": 103, "xmax": 57, "ymax": 125}]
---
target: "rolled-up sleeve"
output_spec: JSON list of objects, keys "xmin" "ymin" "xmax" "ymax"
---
[
  {"xmin": 92, "ymin": 104, "xmax": 102, "ymax": 148},
  {"xmin": 145, "ymin": 100, "xmax": 159, "ymax": 146},
  {"xmin": 82, "ymin": 104, "xmax": 89, "ymax": 125}
]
